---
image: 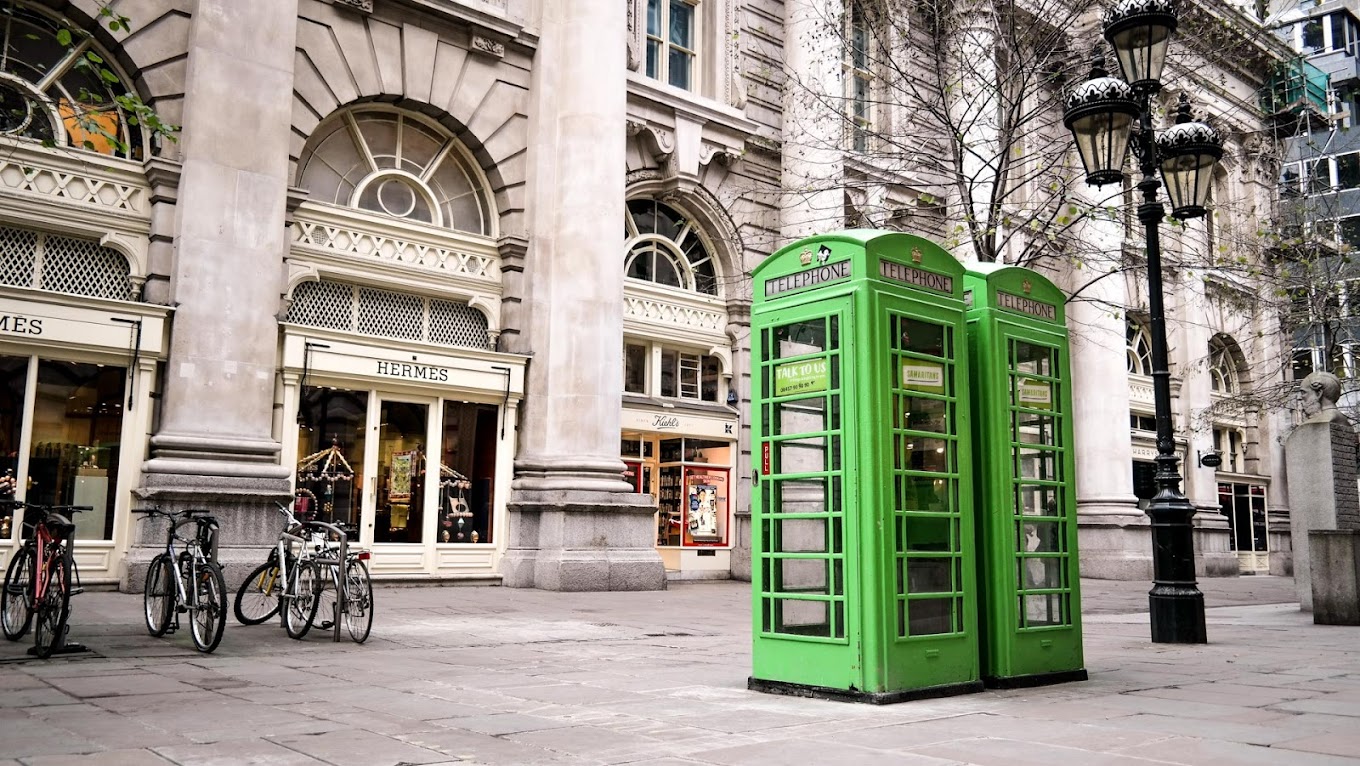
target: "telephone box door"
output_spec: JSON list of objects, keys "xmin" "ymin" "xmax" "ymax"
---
[
  {"xmin": 871, "ymin": 293, "xmax": 979, "ymax": 692},
  {"xmin": 751, "ymin": 298, "xmax": 860, "ymax": 690}
]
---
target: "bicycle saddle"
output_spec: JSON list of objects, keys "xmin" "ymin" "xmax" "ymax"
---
[{"xmin": 45, "ymin": 513, "xmax": 75, "ymax": 540}]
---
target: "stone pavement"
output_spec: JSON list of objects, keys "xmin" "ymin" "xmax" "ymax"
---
[{"xmin": 0, "ymin": 575, "xmax": 1357, "ymax": 765}]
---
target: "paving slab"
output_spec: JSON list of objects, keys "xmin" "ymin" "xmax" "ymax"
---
[
  {"xmin": 267, "ymin": 728, "xmax": 451, "ymax": 766},
  {"xmin": 17, "ymin": 750, "xmax": 177, "ymax": 766},
  {"xmin": 0, "ymin": 576, "xmax": 1354, "ymax": 765}
]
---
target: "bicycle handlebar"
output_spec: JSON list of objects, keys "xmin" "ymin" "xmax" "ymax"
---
[
  {"xmin": 132, "ymin": 507, "xmax": 213, "ymax": 518},
  {"xmin": 2, "ymin": 500, "xmax": 91, "ymax": 514}
]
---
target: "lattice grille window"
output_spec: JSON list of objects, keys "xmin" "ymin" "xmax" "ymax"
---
[
  {"xmin": 0, "ymin": 224, "xmax": 133, "ymax": 300},
  {"xmin": 287, "ymin": 280, "xmax": 490, "ymax": 349}
]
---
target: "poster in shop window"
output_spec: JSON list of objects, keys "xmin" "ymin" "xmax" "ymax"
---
[
  {"xmin": 686, "ymin": 472, "xmax": 725, "ymax": 541},
  {"xmin": 389, "ymin": 450, "xmax": 416, "ymax": 502}
]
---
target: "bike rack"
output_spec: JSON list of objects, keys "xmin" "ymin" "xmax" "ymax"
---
[{"xmin": 303, "ymin": 520, "xmax": 348, "ymax": 643}]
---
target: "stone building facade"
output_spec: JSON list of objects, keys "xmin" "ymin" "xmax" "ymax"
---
[{"xmin": 0, "ymin": 0, "xmax": 1290, "ymax": 591}]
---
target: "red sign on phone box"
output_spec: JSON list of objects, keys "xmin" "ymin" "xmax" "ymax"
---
[{"xmin": 761, "ymin": 442, "xmax": 771, "ymax": 475}]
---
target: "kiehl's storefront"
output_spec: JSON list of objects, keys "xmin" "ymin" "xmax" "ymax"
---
[
  {"xmin": 0, "ymin": 291, "xmax": 168, "ymax": 585},
  {"xmin": 278, "ymin": 329, "xmax": 525, "ymax": 580},
  {"xmin": 620, "ymin": 405, "xmax": 738, "ymax": 580}
]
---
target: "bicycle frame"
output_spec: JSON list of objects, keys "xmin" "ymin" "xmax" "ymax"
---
[
  {"xmin": 24, "ymin": 510, "xmax": 79, "ymax": 610},
  {"xmin": 140, "ymin": 509, "xmax": 219, "ymax": 623}
]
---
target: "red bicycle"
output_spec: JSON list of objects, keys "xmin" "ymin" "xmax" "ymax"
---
[{"xmin": 1, "ymin": 501, "xmax": 90, "ymax": 658}]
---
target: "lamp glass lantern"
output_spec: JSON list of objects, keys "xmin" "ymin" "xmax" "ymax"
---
[
  {"xmin": 1156, "ymin": 97, "xmax": 1224, "ymax": 220},
  {"xmin": 1102, "ymin": 0, "xmax": 1178, "ymax": 92},
  {"xmin": 1062, "ymin": 60, "xmax": 1139, "ymax": 187}
]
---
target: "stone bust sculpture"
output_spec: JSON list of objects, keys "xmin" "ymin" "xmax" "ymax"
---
[{"xmin": 1301, "ymin": 371, "xmax": 1348, "ymax": 424}]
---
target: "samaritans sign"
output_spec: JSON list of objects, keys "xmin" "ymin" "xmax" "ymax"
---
[
  {"xmin": 902, "ymin": 360, "xmax": 945, "ymax": 394},
  {"xmin": 1017, "ymin": 378, "xmax": 1052, "ymax": 410},
  {"xmin": 774, "ymin": 359, "xmax": 829, "ymax": 396}
]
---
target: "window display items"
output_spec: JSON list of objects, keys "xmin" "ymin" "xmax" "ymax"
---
[
  {"xmin": 295, "ymin": 438, "xmax": 356, "ymax": 525},
  {"xmin": 438, "ymin": 466, "xmax": 474, "ymax": 542}
]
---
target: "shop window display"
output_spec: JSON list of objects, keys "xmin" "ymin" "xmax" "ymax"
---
[
  {"xmin": 295, "ymin": 386, "xmax": 367, "ymax": 530},
  {"xmin": 655, "ymin": 437, "xmax": 730, "ymax": 547},
  {"xmin": 0, "ymin": 356, "xmax": 24, "ymax": 538},
  {"xmin": 438, "ymin": 401, "xmax": 498, "ymax": 544},
  {"xmin": 28, "ymin": 360, "xmax": 125, "ymax": 540}
]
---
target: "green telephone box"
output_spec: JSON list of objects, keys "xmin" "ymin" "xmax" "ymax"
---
[
  {"xmin": 965, "ymin": 264, "xmax": 1086, "ymax": 688},
  {"xmin": 748, "ymin": 230, "xmax": 982, "ymax": 702}
]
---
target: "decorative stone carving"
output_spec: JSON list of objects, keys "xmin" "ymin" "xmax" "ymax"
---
[
  {"xmin": 1301, "ymin": 371, "xmax": 1348, "ymax": 425},
  {"xmin": 471, "ymin": 34, "xmax": 505, "ymax": 58},
  {"xmin": 333, "ymin": 0, "xmax": 373, "ymax": 12},
  {"xmin": 626, "ymin": 0, "xmax": 644, "ymax": 71}
]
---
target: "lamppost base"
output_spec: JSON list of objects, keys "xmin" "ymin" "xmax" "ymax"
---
[{"xmin": 1149, "ymin": 584, "xmax": 1207, "ymax": 643}]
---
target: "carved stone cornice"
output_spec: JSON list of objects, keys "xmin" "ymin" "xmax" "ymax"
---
[{"xmin": 331, "ymin": 0, "xmax": 373, "ymax": 12}]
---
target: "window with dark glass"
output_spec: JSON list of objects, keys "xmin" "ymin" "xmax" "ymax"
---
[
  {"xmin": 1338, "ymin": 153, "xmax": 1360, "ymax": 189},
  {"xmin": 625, "ymin": 343, "xmax": 648, "ymax": 394},
  {"xmin": 28, "ymin": 360, "xmax": 125, "ymax": 540},
  {"xmin": 845, "ymin": 0, "xmax": 873, "ymax": 152},
  {"xmin": 645, "ymin": 0, "xmax": 696, "ymax": 90},
  {"xmin": 1303, "ymin": 18, "xmax": 1326, "ymax": 53}
]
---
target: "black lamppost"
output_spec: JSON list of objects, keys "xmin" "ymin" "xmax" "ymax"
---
[{"xmin": 1064, "ymin": 0, "xmax": 1221, "ymax": 644}]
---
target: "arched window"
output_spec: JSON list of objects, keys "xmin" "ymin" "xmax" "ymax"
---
[
  {"xmin": 1208, "ymin": 337, "xmax": 1240, "ymax": 395},
  {"xmin": 296, "ymin": 109, "xmax": 492, "ymax": 235},
  {"xmin": 1127, "ymin": 319, "xmax": 1153, "ymax": 375},
  {"xmin": 0, "ymin": 1, "xmax": 143, "ymax": 158},
  {"xmin": 624, "ymin": 199, "xmax": 718, "ymax": 295}
]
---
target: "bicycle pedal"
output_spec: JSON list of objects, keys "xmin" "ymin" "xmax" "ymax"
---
[
  {"xmin": 69, "ymin": 587, "xmax": 84, "ymax": 596},
  {"xmin": 175, "ymin": 605, "xmax": 188, "ymax": 614},
  {"xmin": 318, "ymin": 621, "xmax": 334, "ymax": 630}
]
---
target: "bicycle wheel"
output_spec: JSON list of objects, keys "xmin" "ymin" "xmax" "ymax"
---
[
  {"xmin": 32, "ymin": 553, "xmax": 70, "ymax": 659},
  {"xmin": 2, "ymin": 546, "xmax": 35, "ymax": 641},
  {"xmin": 189, "ymin": 561, "xmax": 227, "ymax": 653},
  {"xmin": 343, "ymin": 558, "xmax": 373, "ymax": 643},
  {"xmin": 283, "ymin": 562, "xmax": 320, "ymax": 640},
  {"xmin": 312, "ymin": 564, "xmax": 337, "ymax": 634},
  {"xmin": 143, "ymin": 554, "xmax": 173, "ymax": 637},
  {"xmin": 233, "ymin": 560, "xmax": 282, "ymax": 625}
]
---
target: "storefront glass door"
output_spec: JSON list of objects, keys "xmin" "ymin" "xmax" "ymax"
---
[{"xmin": 374, "ymin": 399, "xmax": 430, "ymax": 544}]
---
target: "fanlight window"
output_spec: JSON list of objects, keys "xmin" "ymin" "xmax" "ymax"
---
[
  {"xmin": 624, "ymin": 199, "xmax": 717, "ymax": 295},
  {"xmin": 1127, "ymin": 319, "xmax": 1153, "ymax": 375},
  {"xmin": 1208, "ymin": 338, "xmax": 1240, "ymax": 395},
  {"xmin": 297, "ymin": 110, "xmax": 492, "ymax": 235},
  {"xmin": 0, "ymin": 0, "xmax": 143, "ymax": 158}
]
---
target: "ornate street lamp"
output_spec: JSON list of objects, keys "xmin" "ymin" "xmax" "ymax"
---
[{"xmin": 1063, "ymin": 0, "xmax": 1222, "ymax": 644}]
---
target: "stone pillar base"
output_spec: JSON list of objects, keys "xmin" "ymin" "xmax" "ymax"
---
[
  {"xmin": 1193, "ymin": 511, "xmax": 1239, "ymax": 578},
  {"xmin": 503, "ymin": 489, "xmax": 666, "ymax": 591},
  {"xmin": 1077, "ymin": 511, "xmax": 1153, "ymax": 580},
  {"xmin": 126, "ymin": 468, "xmax": 291, "ymax": 592},
  {"xmin": 1309, "ymin": 530, "xmax": 1360, "ymax": 625},
  {"xmin": 729, "ymin": 512, "xmax": 752, "ymax": 582}
]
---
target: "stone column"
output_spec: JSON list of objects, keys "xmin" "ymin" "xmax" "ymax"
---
[
  {"xmin": 1173, "ymin": 275, "xmax": 1235, "ymax": 578},
  {"xmin": 1285, "ymin": 417, "xmax": 1360, "ymax": 610},
  {"xmin": 1068, "ymin": 222, "xmax": 1147, "ymax": 579},
  {"xmin": 501, "ymin": 0, "xmax": 664, "ymax": 591},
  {"xmin": 781, "ymin": 0, "xmax": 844, "ymax": 242},
  {"xmin": 134, "ymin": 0, "xmax": 298, "ymax": 586}
]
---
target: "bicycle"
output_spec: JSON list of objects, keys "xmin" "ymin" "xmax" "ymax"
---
[
  {"xmin": 281, "ymin": 518, "xmax": 372, "ymax": 643},
  {"xmin": 1, "ymin": 500, "xmax": 90, "ymax": 658},
  {"xmin": 233, "ymin": 502, "xmax": 305, "ymax": 626},
  {"xmin": 134, "ymin": 507, "xmax": 227, "ymax": 653}
]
